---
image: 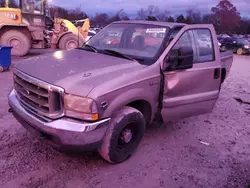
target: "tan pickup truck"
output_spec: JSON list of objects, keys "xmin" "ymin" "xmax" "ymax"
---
[{"xmin": 8, "ymin": 21, "xmax": 233, "ymax": 163}]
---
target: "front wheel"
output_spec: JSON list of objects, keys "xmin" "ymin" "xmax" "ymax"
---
[
  {"xmin": 221, "ymin": 46, "xmax": 226, "ymax": 52},
  {"xmin": 0, "ymin": 30, "xmax": 31, "ymax": 56},
  {"xmin": 98, "ymin": 106, "xmax": 145, "ymax": 163},
  {"xmin": 59, "ymin": 33, "xmax": 83, "ymax": 50},
  {"xmin": 0, "ymin": 66, "xmax": 3, "ymax": 72}
]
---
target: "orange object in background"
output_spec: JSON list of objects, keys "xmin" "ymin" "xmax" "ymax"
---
[
  {"xmin": 0, "ymin": 0, "xmax": 91, "ymax": 56},
  {"xmin": 0, "ymin": 7, "xmax": 22, "ymax": 25}
]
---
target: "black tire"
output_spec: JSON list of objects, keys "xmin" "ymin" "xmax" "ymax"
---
[
  {"xmin": 98, "ymin": 106, "xmax": 145, "ymax": 164},
  {"xmin": 0, "ymin": 30, "xmax": 31, "ymax": 56},
  {"xmin": 59, "ymin": 33, "xmax": 83, "ymax": 50}
]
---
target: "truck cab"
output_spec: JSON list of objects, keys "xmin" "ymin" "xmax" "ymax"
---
[{"xmin": 8, "ymin": 21, "xmax": 233, "ymax": 164}]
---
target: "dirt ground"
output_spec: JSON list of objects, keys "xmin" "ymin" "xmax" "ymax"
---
[{"xmin": 0, "ymin": 51, "xmax": 250, "ymax": 188}]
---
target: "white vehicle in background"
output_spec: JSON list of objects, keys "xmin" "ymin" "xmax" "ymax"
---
[
  {"xmin": 198, "ymin": 37, "xmax": 212, "ymax": 48},
  {"xmin": 220, "ymin": 34, "xmax": 230, "ymax": 38},
  {"xmin": 85, "ymin": 30, "xmax": 97, "ymax": 42},
  {"xmin": 92, "ymin": 27, "xmax": 102, "ymax": 33}
]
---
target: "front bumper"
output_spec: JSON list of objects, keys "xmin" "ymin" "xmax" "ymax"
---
[{"xmin": 8, "ymin": 89, "xmax": 110, "ymax": 151}]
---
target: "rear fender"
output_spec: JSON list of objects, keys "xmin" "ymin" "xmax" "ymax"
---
[{"xmin": 0, "ymin": 23, "xmax": 28, "ymax": 30}]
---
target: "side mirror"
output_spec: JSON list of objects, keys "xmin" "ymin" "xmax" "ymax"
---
[{"xmin": 164, "ymin": 47, "xmax": 194, "ymax": 71}]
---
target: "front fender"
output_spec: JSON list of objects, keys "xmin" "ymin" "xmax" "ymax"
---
[
  {"xmin": 101, "ymin": 88, "xmax": 157, "ymax": 122},
  {"xmin": 0, "ymin": 23, "xmax": 27, "ymax": 30},
  {"xmin": 57, "ymin": 31, "xmax": 72, "ymax": 43}
]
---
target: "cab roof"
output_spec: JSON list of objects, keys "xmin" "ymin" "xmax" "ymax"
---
[{"xmin": 112, "ymin": 20, "xmax": 186, "ymax": 28}]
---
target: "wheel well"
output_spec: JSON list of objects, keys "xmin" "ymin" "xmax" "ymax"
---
[
  {"xmin": 126, "ymin": 100, "xmax": 152, "ymax": 125},
  {"xmin": 0, "ymin": 26, "xmax": 31, "ymax": 39},
  {"xmin": 221, "ymin": 68, "xmax": 226, "ymax": 84}
]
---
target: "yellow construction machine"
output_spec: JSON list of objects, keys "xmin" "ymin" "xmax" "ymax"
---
[{"xmin": 0, "ymin": 0, "xmax": 89, "ymax": 56}]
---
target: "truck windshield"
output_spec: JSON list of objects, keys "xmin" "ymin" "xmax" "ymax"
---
[
  {"xmin": 87, "ymin": 23, "xmax": 170, "ymax": 64},
  {"xmin": 22, "ymin": 0, "xmax": 44, "ymax": 15},
  {"xmin": 0, "ymin": 0, "xmax": 19, "ymax": 8}
]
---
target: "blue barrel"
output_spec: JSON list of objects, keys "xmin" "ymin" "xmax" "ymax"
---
[{"xmin": 0, "ymin": 46, "xmax": 12, "ymax": 72}]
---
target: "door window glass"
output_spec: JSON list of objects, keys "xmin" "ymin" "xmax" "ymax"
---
[
  {"xmin": 171, "ymin": 29, "xmax": 215, "ymax": 64},
  {"xmin": 194, "ymin": 29, "xmax": 215, "ymax": 62}
]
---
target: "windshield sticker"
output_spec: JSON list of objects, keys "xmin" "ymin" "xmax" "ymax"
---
[{"xmin": 146, "ymin": 28, "xmax": 166, "ymax": 33}]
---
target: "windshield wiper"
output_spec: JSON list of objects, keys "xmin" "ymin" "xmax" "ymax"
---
[
  {"xmin": 81, "ymin": 44, "xmax": 98, "ymax": 53},
  {"xmin": 103, "ymin": 49, "xmax": 137, "ymax": 61}
]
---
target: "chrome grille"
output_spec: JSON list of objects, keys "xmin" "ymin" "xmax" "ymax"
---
[{"xmin": 13, "ymin": 70, "xmax": 64, "ymax": 120}]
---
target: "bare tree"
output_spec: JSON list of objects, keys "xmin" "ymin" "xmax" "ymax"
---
[
  {"xmin": 157, "ymin": 10, "xmax": 170, "ymax": 21},
  {"xmin": 167, "ymin": 16, "xmax": 175, "ymax": 22},
  {"xmin": 136, "ymin": 8, "xmax": 146, "ymax": 20},
  {"xmin": 186, "ymin": 9, "xmax": 202, "ymax": 24},
  {"xmin": 147, "ymin": 5, "xmax": 160, "ymax": 17},
  {"xmin": 176, "ymin": 14, "xmax": 186, "ymax": 23},
  {"xmin": 68, "ymin": 7, "xmax": 87, "ymax": 20},
  {"xmin": 145, "ymin": 5, "xmax": 160, "ymax": 21},
  {"xmin": 50, "ymin": 5, "xmax": 87, "ymax": 20},
  {"xmin": 92, "ymin": 13, "xmax": 110, "ymax": 27},
  {"xmin": 118, "ymin": 9, "xmax": 130, "ymax": 20},
  {"xmin": 109, "ymin": 9, "xmax": 129, "ymax": 22},
  {"xmin": 236, "ymin": 17, "xmax": 250, "ymax": 34}
]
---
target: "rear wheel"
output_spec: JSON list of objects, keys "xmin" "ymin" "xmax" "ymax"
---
[
  {"xmin": 0, "ymin": 30, "xmax": 31, "ymax": 56},
  {"xmin": 237, "ymin": 48, "xmax": 243, "ymax": 55},
  {"xmin": 0, "ymin": 66, "xmax": 3, "ymax": 73},
  {"xmin": 59, "ymin": 33, "xmax": 83, "ymax": 50},
  {"xmin": 98, "ymin": 106, "xmax": 145, "ymax": 163}
]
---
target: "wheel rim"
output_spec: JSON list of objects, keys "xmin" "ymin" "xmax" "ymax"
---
[
  {"xmin": 66, "ymin": 40, "xmax": 77, "ymax": 50},
  {"xmin": 9, "ymin": 38, "xmax": 22, "ymax": 49},
  {"xmin": 117, "ymin": 122, "xmax": 138, "ymax": 150},
  {"xmin": 237, "ymin": 48, "xmax": 243, "ymax": 55}
]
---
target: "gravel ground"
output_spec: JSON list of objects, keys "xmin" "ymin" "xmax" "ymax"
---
[{"xmin": 0, "ymin": 52, "xmax": 250, "ymax": 188}]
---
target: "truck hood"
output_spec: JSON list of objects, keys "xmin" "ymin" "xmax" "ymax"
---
[{"xmin": 14, "ymin": 49, "xmax": 146, "ymax": 96}]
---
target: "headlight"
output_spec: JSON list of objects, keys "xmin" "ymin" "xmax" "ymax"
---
[
  {"xmin": 244, "ymin": 45, "xmax": 250, "ymax": 49},
  {"xmin": 64, "ymin": 94, "xmax": 99, "ymax": 121},
  {"xmin": 218, "ymin": 42, "xmax": 221, "ymax": 47}
]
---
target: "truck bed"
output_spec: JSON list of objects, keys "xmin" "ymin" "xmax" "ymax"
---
[{"xmin": 220, "ymin": 51, "xmax": 233, "ymax": 79}]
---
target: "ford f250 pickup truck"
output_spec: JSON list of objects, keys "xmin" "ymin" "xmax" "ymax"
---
[{"xmin": 8, "ymin": 21, "xmax": 233, "ymax": 163}]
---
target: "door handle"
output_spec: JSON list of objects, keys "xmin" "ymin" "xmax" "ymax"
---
[{"xmin": 213, "ymin": 68, "xmax": 221, "ymax": 79}]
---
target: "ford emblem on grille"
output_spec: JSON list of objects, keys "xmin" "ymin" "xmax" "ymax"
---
[
  {"xmin": 21, "ymin": 87, "xmax": 30, "ymax": 95},
  {"xmin": 25, "ymin": 89, "xmax": 30, "ymax": 95}
]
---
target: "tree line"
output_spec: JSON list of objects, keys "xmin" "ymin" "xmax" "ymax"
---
[
  {"xmin": 1, "ymin": 0, "xmax": 250, "ymax": 34},
  {"xmin": 134, "ymin": 1, "xmax": 250, "ymax": 34},
  {"xmin": 53, "ymin": 0, "xmax": 250, "ymax": 34}
]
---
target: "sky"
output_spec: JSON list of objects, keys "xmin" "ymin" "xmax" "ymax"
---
[{"xmin": 51, "ymin": 0, "xmax": 250, "ymax": 18}]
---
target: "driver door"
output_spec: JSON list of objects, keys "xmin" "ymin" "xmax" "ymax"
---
[{"xmin": 160, "ymin": 25, "xmax": 221, "ymax": 122}]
